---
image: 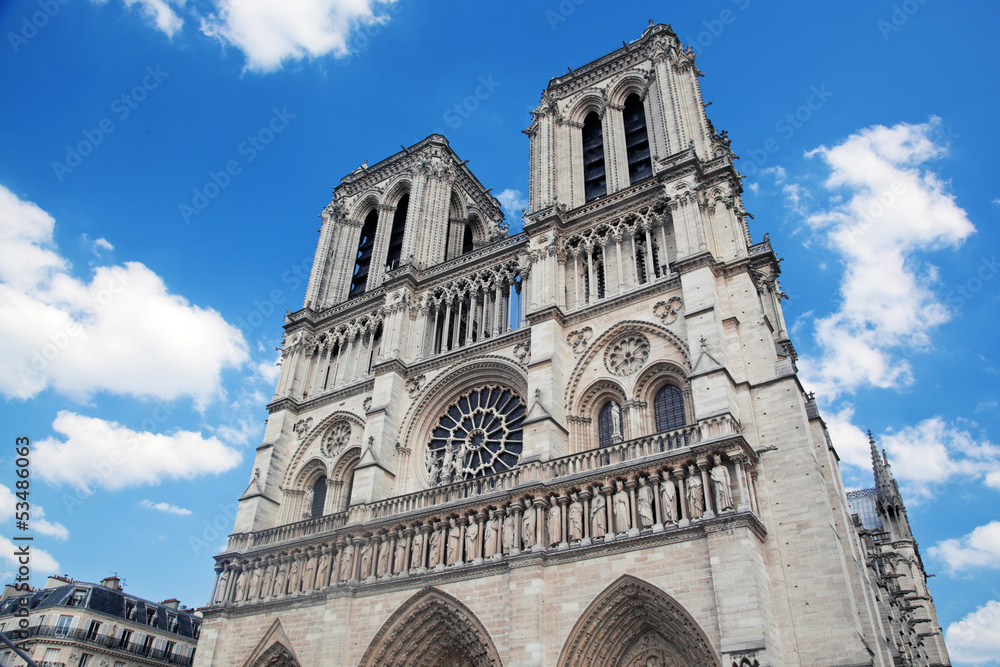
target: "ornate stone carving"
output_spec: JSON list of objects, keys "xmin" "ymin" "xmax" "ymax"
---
[
  {"xmin": 605, "ymin": 333, "xmax": 651, "ymax": 376},
  {"xmin": 567, "ymin": 326, "xmax": 593, "ymax": 354},
  {"xmin": 363, "ymin": 396, "xmax": 372, "ymax": 412},
  {"xmin": 404, "ymin": 374, "xmax": 426, "ymax": 398},
  {"xmin": 292, "ymin": 418, "xmax": 312, "ymax": 440},
  {"xmin": 710, "ymin": 455, "xmax": 734, "ymax": 513},
  {"xmin": 513, "ymin": 341, "xmax": 531, "ymax": 365},
  {"xmin": 322, "ymin": 421, "xmax": 351, "ymax": 459},
  {"xmin": 653, "ymin": 296, "xmax": 683, "ymax": 325}
]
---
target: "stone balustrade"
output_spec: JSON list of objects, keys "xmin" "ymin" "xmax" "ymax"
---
[{"xmin": 212, "ymin": 416, "xmax": 757, "ymax": 608}]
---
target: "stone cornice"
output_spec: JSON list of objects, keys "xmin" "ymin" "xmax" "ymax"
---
[
  {"xmin": 563, "ymin": 276, "xmax": 681, "ymax": 327},
  {"xmin": 267, "ymin": 379, "xmax": 374, "ymax": 415}
]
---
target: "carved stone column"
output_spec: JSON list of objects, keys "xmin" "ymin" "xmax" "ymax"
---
[
  {"xmin": 579, "ymin": 488, "xmax": 592, "ymax": 545},
  {"xmin": 558, "ymin": 494, "xmax": 570, "ymax": 549},
  {"xmin": 602, "ymin": 483, "xmax": 615, "ymax": 543},
  {"xmin": 626, "ymin": 478, "xmax": 640, "ymax": 537},
  {"xmin": 699, "ymin": 459, "xmax": 715, "ymax": 519},
  {"xmin": 673, "ymin": 465, "xmax": 689, "ymax": 527},
  {"xmin": 730, "ymin": 452, "xmax": 751, "ymax": 512},
  {"xmin": 210, "ymin": 563, "xmax": 223, "ymax": 605}
]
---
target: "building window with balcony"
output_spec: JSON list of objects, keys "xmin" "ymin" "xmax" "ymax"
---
[
  {"xmin": 114, "ymin": 662, "xmax": 126, "ymax": 667},
  {"xmin": 85, "ymin": 620, "xmax": 101, "ymax": 641},
  {"xmin": 78, "ymin": 653, "xmax": 92, "ymax": 667},
  {"xmin": 55, "ymin": 614, "xmax": 73, "ymax": 637},
  {"xmin": 141, "ymin": 635, "xmax": 154, "ymax": 656},
  {"xmin": 164, "ymin": 640, "xmax": 176, "ymax": 659},
  {"xmin": 117, "ymin": 628, "xmax": 133, "ymax": 648},
  {"xmin": 582, "ymin": 111, "xmax": 607, "ymax": 202},
  {"xmin": 42, "ymin": 648, "xmax": 61, "ymax": 664}
]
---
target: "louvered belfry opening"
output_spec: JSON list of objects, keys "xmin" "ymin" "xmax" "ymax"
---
[
  {"xmin": 624, "ymin": 93, "xmax": 653, "ymax": 184},
  {"xmin": 385, "ymin": 193, "xmax": 409, "ymax": 270},
  {"xmin": 582, "ymin": 111, "xmax": 607, "ymax": 202},
  {"xmin": 349, "ymin": 209, "xmax": 378, "ymax": 298}
]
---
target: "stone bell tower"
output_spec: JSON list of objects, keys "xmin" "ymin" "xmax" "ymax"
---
[{"xmin": 197, "ymin": 23, "xmax": 948, "ymax": 667}]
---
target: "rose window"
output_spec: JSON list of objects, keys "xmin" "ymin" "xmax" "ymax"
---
[
  {"xmin": 426, "ymin": 385, "xmax": 525, "ymax": 485},
  {"xmin": 605, "ymin": 334, "xmax": 651, "ymax": 376},
  {"xmin": 322, "ymin": 421, "xmax": 351, "ymax": 458}
]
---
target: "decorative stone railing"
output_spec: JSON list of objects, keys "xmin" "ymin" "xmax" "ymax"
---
[
  {"xmin": 210, "ymin": 416, "xmax": 758, "ymax": 608},
  {"xmin": 226, "ymin": 511, "xmax": 349, "ymax": 552}
]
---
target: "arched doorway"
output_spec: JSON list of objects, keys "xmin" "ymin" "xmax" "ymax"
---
[
  {"xmin": 558, "ymin": 575, "xmax": 721, "ymax": 667},
  {"xmin": 359, "ymin": 588, "xmax": 502, "ymax": 667}
]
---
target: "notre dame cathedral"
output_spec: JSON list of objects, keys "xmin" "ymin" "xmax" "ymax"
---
[{"xmin": 194, "ymin": 23, "xmax": 950, "ymax": 667}]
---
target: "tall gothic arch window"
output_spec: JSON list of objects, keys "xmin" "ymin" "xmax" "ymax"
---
[
  {"xmin": 624, "ymin": 93, "xmax": 653, "ymax": 184},
  {"xmin": 385, "ymin": 193, "xmax": 409, "ymax": 270},
  {"xmin": 582, "ymin": 112, "xmax": 607, "ymax": 202},
  {"xmin": 349, "ymin": 210, "xmax": 378, "ymax": 298},
  {"xmin": 598, "ymin": 401, "xmax": 623, "ymax": 447},
  {"xmin": 310, "ymin": 476, "xmax": 327, "ymax": 518},
  {"xmin": 462, "ymin": 224, "xmax": 474, "ymax": 254},
  {"xmin": 654, "ymin": 385, "xmax": 686, "ymax": 432}
]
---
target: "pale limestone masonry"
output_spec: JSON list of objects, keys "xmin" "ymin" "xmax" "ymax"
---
[{"xmin": 194, "ymin": 23, "xmax": 949, "ymax": 667}]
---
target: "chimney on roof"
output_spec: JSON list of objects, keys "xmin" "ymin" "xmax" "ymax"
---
[
  {"xmin": 160, "ymin": 598, "xmax": 180, "ymax": 610},
  {"xmin": 1, "ymin": 584, "xmax": 21, "ymax": 601},
  {"xmin": 100, "ymin": 576, "xmax": 122, "ymax": 591},
  {"xmin": 45, "ymin": 575, "xmax": 71, "ymax": 589}
]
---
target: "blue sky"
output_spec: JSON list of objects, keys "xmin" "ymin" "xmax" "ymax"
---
[{"xmin": 1, "ymin": 0, "xmax": 998, "ymax": 662}]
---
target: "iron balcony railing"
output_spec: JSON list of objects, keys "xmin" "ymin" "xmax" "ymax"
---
[{"xmin": 20, "ymin": 626, "xmax": 193, "ymax": 667}]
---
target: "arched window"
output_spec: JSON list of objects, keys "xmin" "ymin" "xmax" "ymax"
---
[
  {"xmin": 310, "ymin": 476, "xmax": 327, "ymax": 518},
  {"xmin": 623, "ymin": 94, "xmax": 652, "ymax": 184},
  {"xmin": 598, "ymin": 401, "xmax": 623, "ymax": 447},
  {"xmin": 385, "ymin": 193, "xmax": 409, "ymax": 270},
  {"xmin": 654, "ymin": 385, "xmax": 686, "ymax": 432},
  {"xmin": 462, "ymin": 224, "xmax": 474, "ymax": 254},
  {"xmin": 582, "ymin": 112, "xmax": 607, "ymax": 202},
  {"xmin": 349, "ymin": 210, "xmax": 378, "ymax": 298},
  {"xmin": 341, "ymin": 463, "xmax": 356, "ymax": 511},
  {"xmin": 367, "ymin": 324, "xmax": 383, "ymax": 373}
]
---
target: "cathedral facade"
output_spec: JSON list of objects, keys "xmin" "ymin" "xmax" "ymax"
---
[{"xmin": 193, "ymin": 24, "xmax": 949, "ymax": 667}]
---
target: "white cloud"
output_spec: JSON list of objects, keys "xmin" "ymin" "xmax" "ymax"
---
[
  {"xmin": 0, "ymin": 483, "xmax": 70, "ymax": 540},
  {"xmin": 33, "ymin": 411, "xmax": 242, "ymax": 492},
  {"xmin": 140, "ymin": 499, "xmax": 192, "ymax": 516},
  {"xmin": 0, "ymin": 535, "xmax": 60, "ymax": 585},
  {"xmin": 793, "ymin": 118, "xmax": 975, "ymax": 400},
  {"xmin": 200, "ymin": 0, "xmax": 397, "ymax": 72},
  {"xmin": 0, "ymin": 185, "xmax": 248, "ymax": 407},
  {"xmin": 92, "ymin": 237, "xmax": 114, "ymax": 253},
  {"xmin": 496, "ymin": 188, "xmax": 527, "ymax": 228},
  {"xmin": 945, "ymin": 600, "xmax": 1000, "ymax": 665},
  {"xmin": 124, "ymin": 0, "xmax": 185, "ymax": 37},
  {"xmin": 929, "ymin": 522, "xmax": 1000, "ymax": 575}
]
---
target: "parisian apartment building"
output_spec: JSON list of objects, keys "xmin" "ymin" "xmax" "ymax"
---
[{"xmin": 0, "ymin": 576, "xmax": 201, "ymax": 667}]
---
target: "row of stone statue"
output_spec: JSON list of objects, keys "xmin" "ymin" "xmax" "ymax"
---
[{"xmin": 214, "ymin": 455, "xmax": 747, "ymax": 605}]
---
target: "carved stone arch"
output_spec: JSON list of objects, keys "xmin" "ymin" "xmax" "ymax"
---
[
  {"xmin": 329, "ymin": 446, "xmax": 361, "ymax": 512},
  {"xmin": 281, "ymin": 411, "xmax": 365, "ymax": 488},
  {"xmin": 557, "ymin": 575, "xmax": 721, "ymax": 667},
  {"xmin": 608, "ymin": 72, "xmax": 652, "ymax": 106},
  {"xmin": 564, "ymin": 320, "xmax": 690, "ymax": 416},
  {"xmin": 382, "ymin": 176, "xmax": 413, "ymax": 210},
  {"xmin": 578, "ymin": 378, "xmax": 628, "ymax": 422},
  {"xmin": 399, "ymin": 356, "xmax": 528, "ymax": 490},
  {"xmin": 242, "ymin": 618, "xmax": 302, "ymax": 667},
  {"xmin": 465, "ymin": 211, "xmax": 488, "ymax": 249},
  {"xmin": 291, "ymin": 456, "xmax": 329, "ymax": 491},
  {"xmin": 349, "ymin": 191, "xmax": 382, "ymax": 224},
  {"xmin": 569, "ymin": 90, "xmax": 609, "ymax": 124},
  {"xmin": 358, "ymin": 587, "xmax": 503, "ymax": 667},
  {"xmin": 634, "ymin": 361, "xmax": 693, "ymax": 435}
]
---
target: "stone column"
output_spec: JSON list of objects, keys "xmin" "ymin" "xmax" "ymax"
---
[
  {"xmin": 626, "ymin": 478, "xmax": 640, "ymax": 537},
  {"xmin": 603, "ymin": 483, "xmax": 615, "ymax": 542},
  {"xmin": 699, "ymin": 460, "xmax": 715, "ymax": 519},
  {"xmin": 613, "ymin": 232, "xmax": 625, "ymax": 294},
  {"xmin": 533, "ymin": 497, "xmax": 547, "ymax": 552},
  {"xmin": 558, "ymin": 494, "xmax": 570, "ymax": 549},
  {"xmin": 511, "ymin": 502, "xmax": 523, "ymax": 556},
  {"xmin": 580, "ymin": 488, "xmax": 592, "ymax": 545},
  {"xmin": 674, "ymin": 466, "xmax": 689, "ymax": 526}
]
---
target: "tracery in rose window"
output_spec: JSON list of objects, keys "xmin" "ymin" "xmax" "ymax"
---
[{"xmin": 426, "ymin": 385, "xmax": 525, "ymax": 486}]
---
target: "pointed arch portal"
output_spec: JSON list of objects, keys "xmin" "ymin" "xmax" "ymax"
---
[
  {"xmin": 359, "ymin": 588, "xmax": 502, "ymax": 667},
  {"xmin": 558, "ymin": 575, "xmax": 721, "ymax": 667}
]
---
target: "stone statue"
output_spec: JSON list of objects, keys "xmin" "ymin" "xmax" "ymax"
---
[
  {"xmin": 215, "ymin": 570, "xmax": 229, "ymax": 604},
  {"xmin": 687, "ymin": 469, "xmax": 704, "ymax": 520},
  {"xmin": 660, "ymin": 474, "xmax": 677, "ymax": 524},
  {"xmin": 447, "ymin": 519, "xmax": 461, "ymax": 565},
  {"xmin": 485, "ymin": 510, "xmax": 500, "ymax": 558},
  {"xmin": 411, "ymin": 531, "xmax": 424, "ymax": 569},
  {"xmin": 465, "ymin": 517, "xmax": 479, "ymax": 559},
  {"xmin": 316, "ymin": 551, "xmax": 331, "ymax": 588},
  {"xmin": 359, "ymin": 541, "xmax": 373, "ymax": 578},
  {"xmin": 591, "ymin": 490, "xmax": 607, "ymax": 538},
  {"xmin": 568, "ymin": 493, "xmax": 584, "ymax": 541},
  {"xmin": 259, "ymin": 564, "xmax": 274, "ymax": 599},
  {"xmin": 394, "ymin": 531, "xmax": 407, "ymax": 573},
  {"xmin": 637, "ymin": 478, "xmax": 655, "ymax": 528},
  {"xmin": 272, "ymin": 562, "xmax": 287, "ymax": 596},
  {"xmin": 249, "ymin": 566, "xmax": 261, "ymax": 599},
  {"xmin": 302, "ymin": 486, "xmax": 314, "ymax": 518},
  {"xmin": 610, "ymin": 402, "xmax": 623, "ymax": 442},
  {"xmin": 302, "ymin": 554, "xmax": 317, "ymax": 591},
  {"xmin": 502, "ymin": 510, "xmax": 515, "ymax": 553},
  {"xmin": 548, "ymin": 501, "xmax": 561, "ymax": 546},
  {"xmin": 521, "ymin": 499, "xmax": 536, "ymax": 549},
  {"xmin": 613, "ymin": 480, "xmax": 630, "ymax": 534},
  {"xmin": 710, "ymin": 455, "xmax": 734, "ymax": 512},
  {"xmin": 376, "ymin": 539, "xmax": 390, "ymax": 577},
  {"xmin": 234, "ymin": 570, "xmax": 246, "ymax": 602},
  {"xmin": 289, "ymin": 559, "xmax": 303, "ymax": 594},
  {"xmin": 338, "ymin": 543, "xmax": 354, "ymax": 581},
  {"xmin": 429, "ymin": 527, "xmax": 442, "ymax": 566}
]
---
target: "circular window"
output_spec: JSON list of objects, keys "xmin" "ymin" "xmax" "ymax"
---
[
  {"xmin": 605, "ymin": 333, "xmax": 651, "ymax": 376},
  {"xmin": 426, "ymin": 385, "xmax": 525, "ymax": 485}
]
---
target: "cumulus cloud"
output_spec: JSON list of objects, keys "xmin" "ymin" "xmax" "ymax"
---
[
  {"xmin": 140, "ymin": 499, "xmax": 192, "ymax": 516},
  {"xmin": 496, "ymin": 188, "xmax": 527, "ymax": 229},
  {"xmin": 792, "ymin": 118, "xmax": 975, "ymax": 399},
  {"xmin": 124, "ymin": 0, "xmax": 185, "ymax": 37},
  {"xmin": 33, "ymin": 411, "xmax": 242, "ymax": 492},
  {"xmin": 0, "ymin": 483, "xmax": 69, "ymax": 540},
  {"xmin": 928, "ymin": 521, "xmax": 1000, "ymax": 576},
  {"xmin": 200, "ymin": 0, "xmax": 398, "ymax": 72},
  {"xmin": 0, "ymin": 185, "xmax": 248, "ymax": 407},
  {"xmin": 0, "ymin": 535, "xmax": 60, "ymax": 585},
  {"xmin": 945, "ymin": 600, "xmax": 1000, "ymax": 665}
]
